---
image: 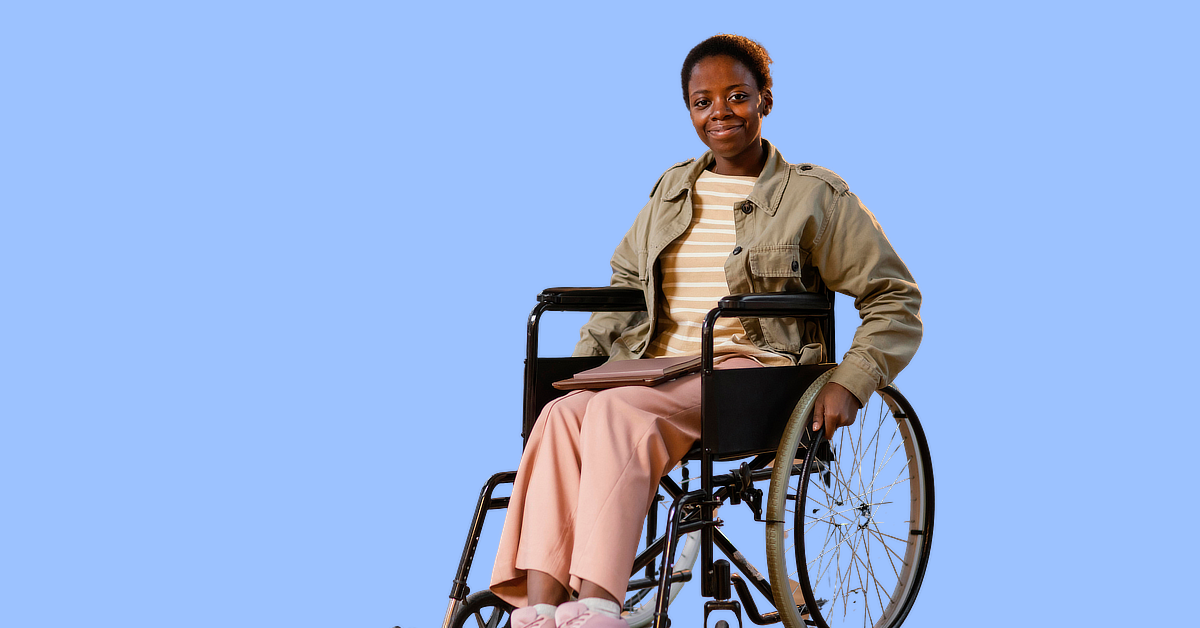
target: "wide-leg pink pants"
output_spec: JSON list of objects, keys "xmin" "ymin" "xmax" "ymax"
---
[{"xmin": 489, "ymin": 358, "xmax": 758, "ymax": 606}]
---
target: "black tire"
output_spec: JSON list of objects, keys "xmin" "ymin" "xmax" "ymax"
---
[
  {"xmin": 767, "ymin": 375, "xmax": 934, "ymax": 628},
  {"xmin": 450, "ymin": 591, "xmax": 515, "ymax": 628}
]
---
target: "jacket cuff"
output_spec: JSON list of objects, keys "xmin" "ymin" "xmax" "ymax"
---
[{"xmin": 828, "ymin": 358, "xmax": 879, "ymax": 407}]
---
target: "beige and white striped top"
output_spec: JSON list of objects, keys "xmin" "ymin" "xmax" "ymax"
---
[{"xmin": 644, "ymin": 170, "xmax": 791, "ymax": 366}]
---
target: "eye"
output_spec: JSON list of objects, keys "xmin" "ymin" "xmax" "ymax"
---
[
  {"xmin": 730, "ymin": 92, "xmax": 748, "ymax": 102},
  {"xmin": 693, "ymin": 98, "xmax": 710, "ymax": 109}
]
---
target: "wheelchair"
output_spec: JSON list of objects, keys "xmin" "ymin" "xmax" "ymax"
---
[{"xmin": 443, "ymin": 287, "xmax": 933, "ymax": 628}]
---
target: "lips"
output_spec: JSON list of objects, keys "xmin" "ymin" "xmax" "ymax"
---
[{"xmin": 707, "ymin": 124, "xmax": 743, "ymax": 138}]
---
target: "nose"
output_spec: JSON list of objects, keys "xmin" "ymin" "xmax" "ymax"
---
[{"xmin": 711, "ymin": 97, "xmax": 732, "ymax": 119}]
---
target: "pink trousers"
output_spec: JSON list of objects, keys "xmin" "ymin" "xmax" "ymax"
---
[{"xmin": 489, "ymin": 358, "xmax": 758, "ymax": 606}]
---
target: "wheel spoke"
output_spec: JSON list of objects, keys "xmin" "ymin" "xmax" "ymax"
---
[
  {"xmin": 869, "ymin": 519, "xmax": 905, "ymax": 582},
  {"xmin": 874, "ymin": 461, "xmax": 913, "ymax": 513},
  {"xmin": 848, "ymin": 407, "xmax": 882, "ymax": 509},
  {"xmin": 869, "ymin": 526, "xmax": 909, "ymax": 546},
  {"xmin": 842, "ymin": 520, "xmax": 870, "ymax": 620},
  {"xmin": 866, "ymin": 527, "xmax": 909, "ymax": 567},
  {"xmin": 852, "ymin": 536, "xmax": 892, "ymax": 606},
  {"xmin": 866, "ymin": 530, "xmax": 887, "ymax": 619},
  {"xmin": 863, "ymin": 441, "xmax": 904, "ymax": 492},
  {"xmin": 863, "ymin": 421, "xmax": 902, "ymax": 490}
]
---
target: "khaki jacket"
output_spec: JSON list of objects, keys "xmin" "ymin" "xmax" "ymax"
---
[{"xmin": 573, "ymin": 140, "xmax": 922, "ymax": 404}]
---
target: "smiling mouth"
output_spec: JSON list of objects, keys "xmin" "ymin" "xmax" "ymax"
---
[{"xmin": 707, "ymin": 125, "xmax": 742, "ymax": 138}]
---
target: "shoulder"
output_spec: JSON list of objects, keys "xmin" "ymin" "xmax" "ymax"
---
[
  {"xmin": 648, "ymin": 158, "xmax": 696, "ymax": 198},
  {"xmin": 791, "ymin": 163, "xmax": 849, "ymax": 196}
]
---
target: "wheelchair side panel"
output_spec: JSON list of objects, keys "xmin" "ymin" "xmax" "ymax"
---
[
  {"xmin": 523, "ymin": 356, "xmax": 607, "ymax": 445},
  {"xmin": 701, "ymin": 363, "xmax": 837, "ymax": 460}
]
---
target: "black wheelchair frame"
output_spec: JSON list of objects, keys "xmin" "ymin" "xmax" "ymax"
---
[{"xmin": 443, "ymin": 287, "xmax": 933, "ymax": 628}]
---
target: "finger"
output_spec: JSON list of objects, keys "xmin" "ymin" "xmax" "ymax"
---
[
  {"xmin": 811, "ymin": 397, "xmax": 825, "ymax": 434},
  {"xmin": 826, "ymin": 410, "xmax": 845, "ymax": 437}
]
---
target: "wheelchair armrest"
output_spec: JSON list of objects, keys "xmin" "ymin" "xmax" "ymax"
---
[
  {"xmin": 716, "ymin": 292, "xmax": 831, "ymax": 317},
  {"xmin": 524, "ymin": 287, "xmax": 645, "ymax": 440},
  {"xmin": 701, "ymin": 292, "xmax": 834, "ymax": 373},
  {"xmin": 537, "ymin": 287, "xmax": 646, "ymax": 312}
]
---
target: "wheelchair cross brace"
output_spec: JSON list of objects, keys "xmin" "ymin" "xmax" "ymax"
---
[{"xmin": 652, "ymin": 458, "xmax": 819, "ymax": 628}]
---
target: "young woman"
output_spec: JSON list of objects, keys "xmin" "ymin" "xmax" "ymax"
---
[{"xmin": 489, "ymin": 34, "xmax": 922, "ymax": 628}]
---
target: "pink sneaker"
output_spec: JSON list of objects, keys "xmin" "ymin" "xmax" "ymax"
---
[
  {"xmin": 511, "ymin": 606, "xmax": 555, "ymax": 628},
  {"xmin": 555, "ymin": 601, "xmax": 627, "ymax": 628}
]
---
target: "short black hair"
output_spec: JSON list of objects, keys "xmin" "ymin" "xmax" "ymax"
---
[{"xmin": 681, "ymin": 34, "xmax": 773, "ymax": 105}]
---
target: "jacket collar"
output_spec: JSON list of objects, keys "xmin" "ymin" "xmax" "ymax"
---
[{"xmin": 660, "ymin": 139, "xmax": 791, "ymax": 216}]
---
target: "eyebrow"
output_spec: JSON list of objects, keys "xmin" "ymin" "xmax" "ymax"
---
[{"xmin": 690, "ymin": 83, "xmax": 752, "ymax": 98}]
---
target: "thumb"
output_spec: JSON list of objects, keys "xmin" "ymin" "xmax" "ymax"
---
[{"xmin": 812, "ymin": 397, "xmax": 825, "ymax": 433}]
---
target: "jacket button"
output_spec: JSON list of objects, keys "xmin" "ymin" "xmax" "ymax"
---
[
  {"xmin": 800, "ymin": 164, "xmax": 813, "ymax": 171},
  {"xmin": 741, "ymin": 203, "xmax": 753, "ymax": 214},
  {"xmin": 791, "ymin": 260, "xmax": 799, "ymax": 271},
  {"xmin": 732, "ymin": 246, "xmax": 743, "ymax": 255}
]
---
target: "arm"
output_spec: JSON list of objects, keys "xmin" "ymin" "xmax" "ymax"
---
[{"xmin": 811, "ymin": 190, "xmax": 923, "ymax": 421}]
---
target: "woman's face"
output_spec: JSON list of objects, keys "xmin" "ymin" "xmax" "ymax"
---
[{"xmin": 686, "ymin": 55, "xmax": 772, "ymax": 175}]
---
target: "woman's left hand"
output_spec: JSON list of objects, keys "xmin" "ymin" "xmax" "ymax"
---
[{"xmin": 811, "ymin": 381, "xmax": 862, "ymax": 438}]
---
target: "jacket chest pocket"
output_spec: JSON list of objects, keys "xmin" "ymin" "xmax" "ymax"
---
[{"xmin": 749, "ymin": 244, "xmax": 807, "ymax": 292}]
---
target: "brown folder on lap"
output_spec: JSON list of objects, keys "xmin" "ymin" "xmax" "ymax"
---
[{"xmin": 552, "ymin": 356, "xmax": 703, "ymax": 390}]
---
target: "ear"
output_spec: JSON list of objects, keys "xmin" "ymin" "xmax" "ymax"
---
[{"xmin": 761, "ymin": 88, "xmax": 773, "ymax": 116}]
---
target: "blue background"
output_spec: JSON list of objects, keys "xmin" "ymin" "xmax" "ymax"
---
[{"xmin": 3, "ymin": 2, "xmax": 1197, "ymax": 627}]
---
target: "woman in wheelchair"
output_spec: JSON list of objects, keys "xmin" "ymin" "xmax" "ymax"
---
[{"xmin": 487, "ymin": 35, "xmax": 922, "ymax": 628}]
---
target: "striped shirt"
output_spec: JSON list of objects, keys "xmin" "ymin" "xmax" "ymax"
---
[{"xmin": 644, "ymin": 170, "xmax": 791, "ymax": 366}]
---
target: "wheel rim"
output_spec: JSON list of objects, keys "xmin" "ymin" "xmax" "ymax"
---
[{"xmin": 793, "ymin": 387, "xmax": 932, "ymax": 628}]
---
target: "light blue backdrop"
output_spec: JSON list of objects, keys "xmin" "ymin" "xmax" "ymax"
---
[{"xmin": 3, "ymin": 2, "xmax": 1196, "ymax": 627}]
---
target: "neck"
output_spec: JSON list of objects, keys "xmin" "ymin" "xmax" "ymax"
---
[{"xmin": 709, "ymin": 140, "xmax": 766, "ymax": 177}]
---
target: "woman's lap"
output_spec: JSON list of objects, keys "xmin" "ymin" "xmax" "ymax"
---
[{"xmin": 490, "ymin": 356, "xmax": 761, "ymax": 604}]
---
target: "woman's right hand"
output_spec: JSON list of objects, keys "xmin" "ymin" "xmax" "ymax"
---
[{"xmin": 811, "ymin": 381, "xmax": 862, "ymax": 438}]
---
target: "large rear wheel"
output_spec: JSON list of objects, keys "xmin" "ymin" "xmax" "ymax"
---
[{"xmin": 766, "ymin": 375, "xmax": 934, "ymax": 628}]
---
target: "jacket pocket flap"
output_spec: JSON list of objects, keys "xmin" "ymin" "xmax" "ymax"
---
[{"xmin": 749, "ymin": 245, "xmax": 805, "ymax": 278}]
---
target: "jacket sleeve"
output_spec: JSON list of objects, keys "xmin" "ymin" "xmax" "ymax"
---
[
  {"xmin": 810, "ymin": 190, "xmax": 923, "ymax": 405},
  {"xmin": 572, "ymin": 212, "xmax": 649, "ymax": 357}
]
